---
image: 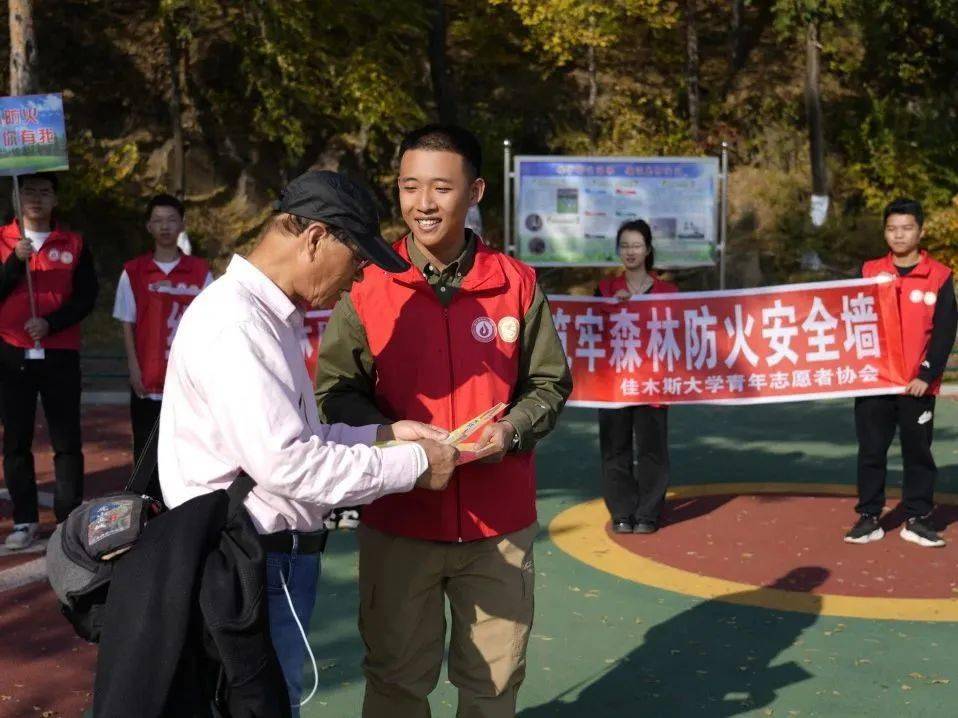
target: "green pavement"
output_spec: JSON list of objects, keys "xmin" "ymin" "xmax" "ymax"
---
[{"xmin": 304, "ymin": 400, "xmax": 958, "ymax": 717}]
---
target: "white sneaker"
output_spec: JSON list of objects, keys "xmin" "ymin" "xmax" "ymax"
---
[
  {"xmin": 323, "ymin": 514, "xmax": 338, "ymax": 531},
  {"xmin": 338, "ymin": 510, "xmax": 360, "ymax": 530},
  {"xmin": 4, "ymin": 523, "xmax": 39, "ymax": 550},
  {"xmin": 900, "ymin": 517, "xmax": 946, "ymax": 548}
]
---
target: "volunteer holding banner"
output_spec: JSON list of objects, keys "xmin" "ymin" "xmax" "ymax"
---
[
  {"xmin": 596, "ymin": 220, "xmax": 677, "ymax": 534},
  {"xmin": 845, "ymin": 198, "xmax": 958, "ymax": 548}
]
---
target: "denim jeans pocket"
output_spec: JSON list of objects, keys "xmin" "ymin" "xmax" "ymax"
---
[{"xmin": 266, "ymin": 553, "xmax": 295, "ymax": 595}]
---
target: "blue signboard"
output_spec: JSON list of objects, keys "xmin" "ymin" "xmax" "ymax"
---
[{"xmin": 0, "ymin": 93, "xmax": 68, "ymax": 176}]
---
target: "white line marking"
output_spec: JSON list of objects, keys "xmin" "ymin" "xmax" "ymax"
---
[{"xmin": 0, "ymin": 554, "xmax": 48, "ymax": 593}]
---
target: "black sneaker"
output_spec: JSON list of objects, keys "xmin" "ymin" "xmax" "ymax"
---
[
  {"xmin": 844, "ymin": 514, "xmax": 884, "ymax": 544},
  {"xmin": 900, "ymin": 516, "xmax": 945, "ymax": 548},
  {"xmin": 633, "ymin": 521, "xmax": 657, "ymax": 534},
  {"xmin": 611, "ymin": 519, "xmax": 633, "ymax": 534}
]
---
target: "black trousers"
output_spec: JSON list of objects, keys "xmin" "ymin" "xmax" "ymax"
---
[
  {"xmin": 0, "ymin": 344, "xmax": 84, "ymax": 524},
  {"xmin": 130, "ymin": 391, "xmax": 162, "ymax": 499},
  {"xmin": 855, "ymin": 394, "xmax": 937, "ymax": 518},
  {"xmin": 598, "ymin": 406, "xmax": 670, "ymax": 523}
]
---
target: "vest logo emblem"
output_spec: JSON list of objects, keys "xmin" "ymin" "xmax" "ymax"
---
[
  {"xmin": 60, "ymin": 250, "xmax": 74, "ymax": 265},
  {"xmin": 471, "ymin": 316, "xmax": 497, "ymax": 343},
  {"xmin": 498, "ymin": 316, "xmax": 520, "ymax": 343},
  {"xmin": 47, "ymin": 248, "xmax": 60, "ymax": 262}
]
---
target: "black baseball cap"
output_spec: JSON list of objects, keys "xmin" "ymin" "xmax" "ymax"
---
[{"xmin": 275, "ymin": 170, "xmax": 409, "ymax": 273}]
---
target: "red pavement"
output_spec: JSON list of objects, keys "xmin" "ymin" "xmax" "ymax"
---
[
  {"xmin": 0, "ymin": 405, "xmax": 131, "ymax": 718},
  {"xmin": 611, "ymin": 492, "xmax": 958, "ymax": 599}
]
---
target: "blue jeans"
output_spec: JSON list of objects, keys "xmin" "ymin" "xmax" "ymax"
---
[{"xmin": 266, "ymin": 548, "xmax": 321, "ymax": 717}]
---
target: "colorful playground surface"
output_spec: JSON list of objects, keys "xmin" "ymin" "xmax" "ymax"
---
[{"xmin": 2, "ymin": 398, "xmax": 958, "ymax": 717}]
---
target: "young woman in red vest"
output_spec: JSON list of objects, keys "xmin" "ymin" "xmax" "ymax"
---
[
  {"xmin": 845, "ymin": 198, "xmax": 957, "ymax": 547},
  {"xmin": 596, "ymin": 219, "xmax": 678, "ymax": 534},
  {"xmin": 112, "ymin": 195, "xmax": 212, "ymax": 497},
  {"xmin": 0, "ymin": 173, "xmax": 98, "ymax": 550}
]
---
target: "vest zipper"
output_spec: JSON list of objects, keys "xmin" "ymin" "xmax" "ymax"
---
[{"xmin": 443, "ymin": 307, "xmax": 463, "ymax": 543}]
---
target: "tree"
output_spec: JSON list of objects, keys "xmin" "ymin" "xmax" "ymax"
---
[
  {"xmin": 158, "ymin": 0, "xmax": 218, "ymax": 198},
  {"xmin": 428, "ymin": 0, "xmax": 457, "ymax": 124},
  {"xmin": 730, "ymin": 0, "xmax": 745, "ymax": 71},
  {"xmin": 774, "ymin": 0, "xmax": 850, "ymax": 223},
  {"xmin": 804, "ymin": 17, "xmax": 825, "ymax": 199},
  {"xmin": 491, "ymin": 0, "xmax": 677, "ymax": 147},
  {"xmin": 9, "ymin": 0, "xmax": 38, "ymax": 95},
  {"xmin": 686, "ymin": 0, "xmax": 700, "ymax": 141},
  {"xmin": 163, "ymin": 10, "xmax": 186, "ymax": 198},
  {"xmin": 202, "ymin": 0, "xmax": 426, "ymax": 175}
]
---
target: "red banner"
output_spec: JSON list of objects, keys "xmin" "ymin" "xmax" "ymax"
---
[{"xmin": 550, "ymin": 277, "xmax": 907, "ymax": 407}]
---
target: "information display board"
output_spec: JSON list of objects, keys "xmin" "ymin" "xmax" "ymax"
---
[{"xmin": 514, "ymin": 156, "xmax": 719, "ymax": 268}]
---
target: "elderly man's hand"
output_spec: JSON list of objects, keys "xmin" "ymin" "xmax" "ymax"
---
[
  {"xmin": 414, "ymin": 439, "xmax": 459, "ymax": 490},
  {"xmin": 377, "ymin": 420, "xmax": 449, "ymax": 443}
]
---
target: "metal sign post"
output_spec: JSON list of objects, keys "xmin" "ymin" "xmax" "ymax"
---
[
  {"xmin": 719, "ymin": 141, "xmax": 730, "ymax": 290},
  {"xmin": 502, "ymin": 139, "xmax": 513, "ymax": 256}
]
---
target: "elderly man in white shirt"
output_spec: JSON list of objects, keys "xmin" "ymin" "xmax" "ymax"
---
[{"xmin": 159, "ymin": 170, "xmax": 458, "ymax": 715}]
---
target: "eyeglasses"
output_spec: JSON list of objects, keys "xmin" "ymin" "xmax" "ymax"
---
[{"xmin": 343, "ymin": 239, "xmax": 371, "ymax": 270}]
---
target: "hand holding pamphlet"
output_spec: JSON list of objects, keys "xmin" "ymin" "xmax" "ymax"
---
[
  {"xmin": 442, "ymin": 402, "xmax": 508, "ymax": 465},
  {"xmin": 376, "ymin": 403, "xmax": 508, "ymax": 466}
]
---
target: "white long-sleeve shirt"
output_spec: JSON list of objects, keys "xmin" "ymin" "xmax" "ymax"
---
[{"xmin": 158, "ymin": 254, "xmax": 426, "ymax": 534}]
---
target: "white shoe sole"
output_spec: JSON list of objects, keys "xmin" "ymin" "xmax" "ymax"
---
[
  {"xmin": 4, "ymin": 538, "xmax": 36, "ymax": 551},
  {"xmin": 900, "ymin": 526, "xmax": 946, "ymax": 548},
  {"xmin": 844, "ymin": 527, "xmax": 885, "ymax": 544}
]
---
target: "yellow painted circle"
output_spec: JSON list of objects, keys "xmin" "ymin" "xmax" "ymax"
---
[{"xmin": 548, "ymin": 483, "xmax": 958, "ymax": 622}]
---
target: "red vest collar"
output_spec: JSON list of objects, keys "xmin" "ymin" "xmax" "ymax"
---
[
  {"xmin": 877, "ymin": 250, "xmax": 931, "ymax": 278},
  {"xmin": 603, "ymin": 272, "xmax": 671, "ymax": 295},
  {"xmin": 389, "ymin": 235, "xmax": 507, "ymax": 294},
  {"xmin": 1, "ymin": 219, "xmax": 70, "ymax": 246},
  {"xmin": 142, "ymin": 251, "xmax": 195, "ymax": 277}
]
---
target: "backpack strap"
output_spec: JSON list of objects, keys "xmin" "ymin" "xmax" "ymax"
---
[
  {"xmin": 124, "ymin": 418, "xmax": 159, "ymax": 496},
  {"xmin": 124, "ymin": 418, "xmax": 256, "ymax": 511},
  {"xmin": 226, "ymin": 473, "xmax": 255, "ymax": 509}
]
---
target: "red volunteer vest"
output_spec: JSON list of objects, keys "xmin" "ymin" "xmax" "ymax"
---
[
  {"xmin": 350, "ymin": 237, "xmax": 539, "ymax": 542},
  {"xmin": 0, "ymin": 220, "xmax": 85, "ymax": 350},
  {"xmin": 862, "ymin": 251, "xmax": 952, "ymax": 395},
  {"xmin": 598, "ymin": 273, "xmax": 678, "ymax": 408},
  {"xmin": 597, "ymin": 273, "xmax": 678, "ymax": 298},
  {"xmin": 125, "ymin": 253, "xmax": 210, "ymax": 395}
]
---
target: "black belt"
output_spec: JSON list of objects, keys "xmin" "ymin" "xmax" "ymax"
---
[{"xmin": 259, "ymin": 529, "xmax": 328, "ymax": 554}]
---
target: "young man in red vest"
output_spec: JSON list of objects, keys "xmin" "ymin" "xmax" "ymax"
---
[
  {"xmin": 316, "ymin": 126, "xmax": 572, "ymax": 717},
  {"xmin": 113, "ymin": 194, "xmax": 212, "ymax": 496},
  {"xmin": 845, "ymin": 198, "xmax": 957, "ymax": 547},
  {"xmin": 0, "ymin": 173, "xmax": 98, "ymax": 550}
]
